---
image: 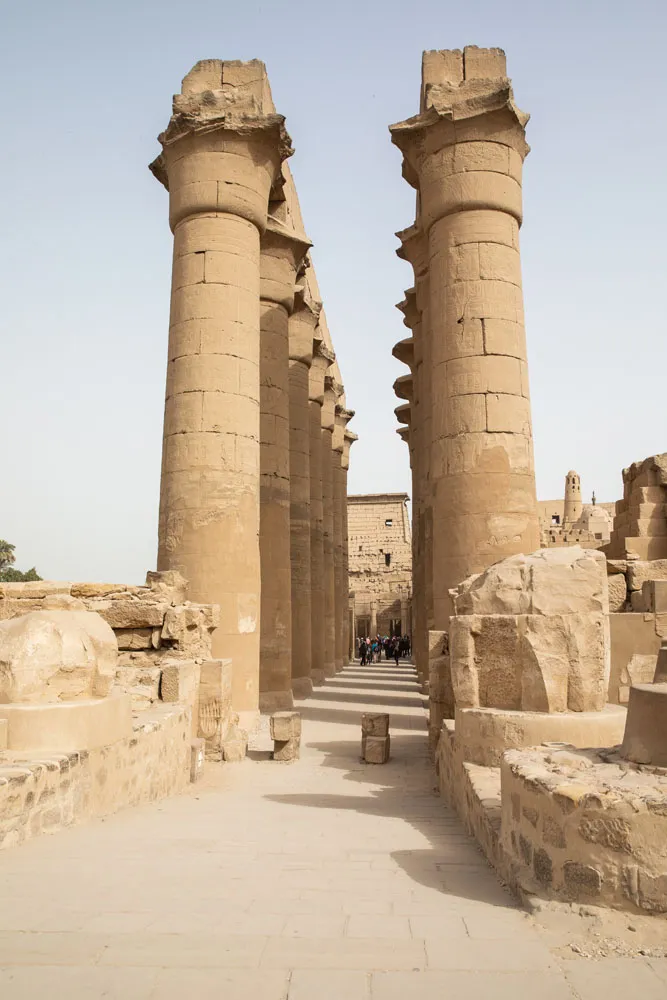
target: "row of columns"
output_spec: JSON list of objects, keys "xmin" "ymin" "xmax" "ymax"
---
[
  {"xmin": 389, "ymin": 47, "xmax": 540, "ymax": 706},
  {"xmin": 152, "ymin": 59, "xmax": 355, "ymax": 727}
]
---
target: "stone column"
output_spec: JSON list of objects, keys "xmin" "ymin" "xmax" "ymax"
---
[
  {"xmin": 258, "ymin": 219, "xmax": 310, "ymax": 714},
  {"xmin": 370, "ymin": 599, "xmax": 378, "ymax": 637},
  {"xmin": 151, "ymin": 59, "xmax": 291, "ymax": 725},
  {"xmin": 321, "ymin": 375, "xmax": 338, "ymax": 678},
  {"xmin": 391, "ymin": 46, "xmax": 539, "ymax": 626},
  {"xmin": 400, "ymin": 592, "xmax": 410, "ymax": 640},
  {"xmin": 332, "ymin": 411, "xmax": 346, "ymax": 673},
  {"xmin": 308, "ymin": 340, "xmax": 333, "ymax": 684},
  {"xmin": 288, "ymin": 288, "xmax": 321, "ymax": 699},
  {"xmin": 343, "ymin": 428, "xmax": 357, "ymax": 663}
]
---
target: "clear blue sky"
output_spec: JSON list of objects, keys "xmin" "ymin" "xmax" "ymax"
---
[{"xmin": 1, "ymin": 0, "xmax": 666, "ymax": 583}]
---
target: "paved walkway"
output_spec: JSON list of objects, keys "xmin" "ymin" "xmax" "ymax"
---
[{"xmin": 0, "ymin": 662, "xmax": 666, "ymax": 998}]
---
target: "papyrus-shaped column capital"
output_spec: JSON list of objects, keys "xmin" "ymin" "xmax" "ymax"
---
[
  {"xmin": 308, "ymin": 339, "xmax": 334, "ymax": 403},
  {"xmin": 390, "ymin": 47, "xmax": 530, "ymax": 231},
  {"xmin": 393, "ymin": 373, "xmax": 414, "ymax": 401},
  {"xmin": 289, "ymin": 285, "xmax": 321, "ymax": 365},
  {"xmin": 150, "ymin": 59, "xmax": 293, "ymax": 233},
  {"xmin": 396, "ymin": 288, "xmax": 420, "ymax": 332},
  {"xmin": 392, "ymin": 337, "xmax": 415, "ymax": 370},
  {"xmin": 260, "ymin": 218, "xmax": 311, "ymax": 311},
  {"xmin": 396, "ymin": 224, "xmax": 428, "ymax": 279}
]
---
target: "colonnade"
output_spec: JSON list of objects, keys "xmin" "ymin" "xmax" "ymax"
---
[
  {"xmin": 389, "ymin": 47, "xmax": 540, "ymax": 718},
  {"xmin": 152, "ymin": 59, "xmax": 355, "ymax": 726}
]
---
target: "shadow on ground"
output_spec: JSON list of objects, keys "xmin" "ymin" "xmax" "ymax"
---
[{"xmin": 267, "ymin": 665, "xmax": 517, "ymax": 911}]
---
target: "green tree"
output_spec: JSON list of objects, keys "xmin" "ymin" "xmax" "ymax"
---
[
  {"xmin": 0, "ymin": 566, "xmax": 42, "ymax": 583},
  {"xmin": 0, "ymin": 540, "xmax": 41, "ymax": 582},
  {"xmin": 0, "ymin": 539, "xmax": 16, "ymax": 571}
]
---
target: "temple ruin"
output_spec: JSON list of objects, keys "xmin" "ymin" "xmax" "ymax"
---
[
  {"xmin": 392, "ymin": 47, "xmax": 667, "ymax": 915},
  {"xmin": 2, "ymin": 45, "xmax": 667, "ymax": 959}
]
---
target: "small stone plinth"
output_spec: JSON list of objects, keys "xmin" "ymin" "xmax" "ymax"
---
[
  {"xmin": 270, "ymin": 711, "xmax": 301, "ymax": 762},
  {"xmin": 362, "ymin": 734, "xmax": 390, "ymax": 764},
  {"xmin": 361, "ymin": 713, "xmax": 389, "ymax": 737},
  {"xmin": 457, "ymin": 704, "xmax": 627, "ymax": 767},
  {"xmin": 621, "ymin": 683, "xmax": 667, "ymax": 766},
  {"xmin": 501, "ymin": 744, "xmax": 667, "ymax": 914}
]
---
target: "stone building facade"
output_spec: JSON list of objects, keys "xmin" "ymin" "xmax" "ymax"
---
[{"xmin": 348, "ymin": 494, "xmax": 412, "ymax": 640}]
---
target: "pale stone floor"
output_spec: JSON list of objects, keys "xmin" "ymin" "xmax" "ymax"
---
[{"xmin": 1, "ymin": 662, "xmax": 666, "ymax": 999}]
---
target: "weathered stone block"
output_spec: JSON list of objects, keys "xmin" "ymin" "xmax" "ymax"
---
[
  {"xmin": 93, "ymin": 601, "xmax": 168, "ymax": 630},
  {"xmin": 607, "ymin": 574, "xmax": 627, "ymax": 612},
  {"xmin": 273, "ymin": 737, "xmax": 300, "ymax": 762},
  {"xmin": 361, "ymin": 713, "xmax": 390, "ymax": 737},
  {"xmin": 115, "ymin": 628, "xmax": 154, "ymax": 651},
  {"xmin": 533, "ymin": 848, "xmax": 552, "ymax": 886},
  {"xmin": 160, "ymin": 660, "xmax": 199, "ymax": 706},
  {"xmin": 0, "ymin": 611, "xmax": 117, "ymax": 703},
  {"xmin": 627, "ymin": 559, "xmax": 667, "ymax": 592},
  {"xmin": 362, "ymin": 734, "xmax": 390, "ymax": 764},
  {"xmin": 270, "ymin": 711, "xmax": 301, "ymax": 741}
]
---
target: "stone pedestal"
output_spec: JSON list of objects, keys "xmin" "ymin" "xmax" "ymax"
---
[
  {"xmin": 258, "ymin": 219, "xmax": 310, "ymax": 714},
  {"xmin": 0, "ymin": 694, "xmax": 133, "ymax": 752},
  {"xmin": 152, "ymin": 60, "xmax": 291, "ymax": 723},
  {"xmin": 621, "ymin": 682, "xmax": 667, "ymax": 766},
  {"xmin": 288, "ymin": 289, "xmax": 320, "ymax": 700},
  {"xmin": 390, "ymin": 47, "xmax": 539, "ymax": 622},
  {"xmin": 308, "ymin": 341, "xmax": 333, "ymax": 684}
]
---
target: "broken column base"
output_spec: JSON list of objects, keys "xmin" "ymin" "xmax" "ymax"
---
[
  {"xmin": 0, "ymin": 694, "xmax": 133, "ymax": 753},
  {"xmin": 501, "ymin": 745, "xmax": 667, "ymax": 914},
  {"xmin": 621, "ymin": 682, "xmax": 667, "ymax": 766},
  {"xmin": 456, "ymin": 704, "xmax": 627, "ymax": 767},
  {"xmin": 311, "ymin": 669, "xmax": 325, "ymax": 686}
]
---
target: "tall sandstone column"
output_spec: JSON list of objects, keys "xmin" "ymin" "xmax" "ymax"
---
[
  {"xmin": 321, "ymin": 375, "xmax": 338, "ymax": 678},
  {"xmin": 151, "ymin": 59, "xmax": 291, "ymax": 723},
  {"xmin": 333, "ymin": 405, "xmax": 353, "ymax": 671},
  {"xmin": 308, "ymin": 340, "xmax": 333, "ymax": 683},
  {"xmin": 288, "ymin": 287, "xmax": 320, "ymax": 698},
  {"xmin": 343, "ymin": 428, "xmax": 357, "ymax": 662},
  {"xmin": 391, "ymin": 46, "xmax": 539, "ymax": 625},
  {"xmin": 258, "ymin": 219, "xmax": 310, "ymax": 713}
]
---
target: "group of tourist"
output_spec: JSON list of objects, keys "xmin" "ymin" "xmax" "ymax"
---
[{"xmin": 356, "ymin": 634, "xmax": 411, "ymax": 666}]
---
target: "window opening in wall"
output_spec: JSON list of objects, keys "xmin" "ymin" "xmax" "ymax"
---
[
  {"xmin": 385, "ymin": 518, "xmax": 393, "ymax": 526},
  {"xmin": 551, "ymin": 514, "xmax": 560, "ymax": 525},
  {"xmin": 385, "ymin": 553, "xmax": 391, "ymax": 567}
]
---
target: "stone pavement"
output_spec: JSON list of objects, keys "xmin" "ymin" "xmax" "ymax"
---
[{"xmin": 1, "ymin": 661, "xmax": 666, "ymax": 998}]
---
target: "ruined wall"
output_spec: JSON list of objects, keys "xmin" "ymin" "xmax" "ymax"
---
[
  {"xmin": 0, "ymin": 705, "xmax": 190, "ymax": 851},
  {"xmin": 606, "ymin": 453, "xmax": 667, "ymax": 560},
  {"xmin": 0, "ymin": 574, "xmax": 216, "ymax": 711}
]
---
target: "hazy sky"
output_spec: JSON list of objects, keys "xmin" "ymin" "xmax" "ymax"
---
[{"xmin": 1, "ymin": 0, "xmax": 666, "ymax": 583}]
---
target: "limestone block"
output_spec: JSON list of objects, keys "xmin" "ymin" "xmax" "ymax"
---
[
  {"xmin": 0, "ymin": 611, "xmax": 117, "ymax": 704},
  {"xmin": 273, "ymin": 736, "xmax": 300, "ymax": 762},
  {"xmin": 0, "ymin": 582, "xmax": 71, "ymax": 600},
  {"xmin": 221, "ymin": 723, "xmax": 248, "ymax": 762},
  {"xmin": 451, "ymin": 546, "xmax": 608, "ymax": 617},
  {"xmin": 190, "ymin": 738, "xmax": 205, "ymax": 782},
  {"xmin": 160, "ymin": 660, "xmax": 199, "ymax": 706},
  {"xmin": 642, "ymin": 579, "xmax": 667, "ymax": 613},
  {"xmin": 0, "ymin": 718, "xmax": 6, "ymax": 750},
  {"xmin": 450, "ymin": 610, "xmax": 608, "ymax": 714},
  {"xmin": 93, "ymin": 601, "xmax": 168, "ymax": 630},
  {"xmin": 270, "ymin": 711, "xmax": 301, "ymax": 741},
  {"xmin": 607, "ymin": 574, "xmax": 627, "ymax": 612},
  {"xmin": 197, "ymin": 658, "xmax": 233, "ymax": 749},
  {"xmin": 70, "ymin": 583, "xmax": 129, "ymax": 598},
  {"xmin": 0, "ymin": 693, "xmax": 132, "ymax": 752},
  {"xmin": 630, "ymin": 589, "xmax": 648, "ymax": 613},
  {"xmin": 362, "ymin": 734, "xmax": 390, "ymax": 764},
  {"xmin": 115, "ymin": 629, "xmax": 154, "ymax": 651},
  {"xmin": 361, "ymin": 713, "xmax": 389, "ymax": 737}
]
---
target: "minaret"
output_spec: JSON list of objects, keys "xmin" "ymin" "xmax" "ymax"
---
[{"xmin": 563, "ymin": 470, "xmax": 583, "ymax": 524}]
